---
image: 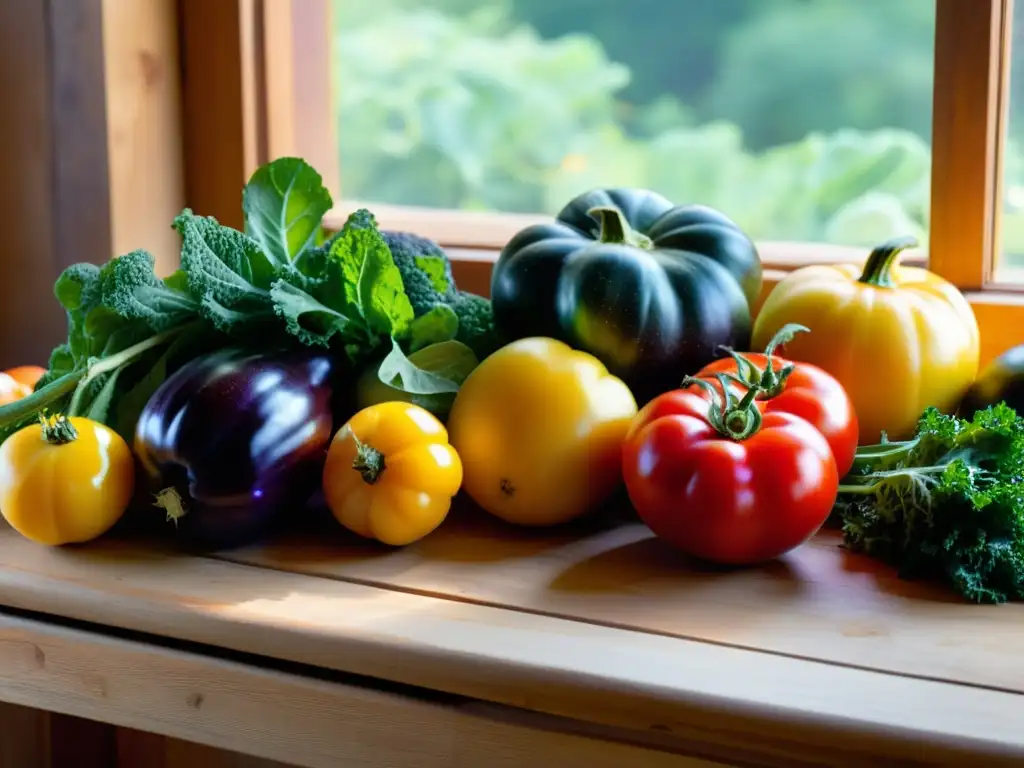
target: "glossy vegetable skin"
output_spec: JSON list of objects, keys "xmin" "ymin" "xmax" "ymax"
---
[
  {"xmin": 323, "ymin": 402, "xmax": 462, "ymax": 545},
  {"xmin": 0, "ymin": 414, "xmax": 135, "ymax": 545},
  {"xmin": 696, "ymin": 325, "xmax": 858, "ymax": 476},
  {"xmin": 752, "ymin": 237, "xmax": 979, "ymax": 444},
  {"xmin": 448, "ymin": 337, "xmax": 638, "ymax": 526},
  {"xmin": 134, "ymin": 347, "xmax": 338, "ymax": 550},
  {"xmin": 622, "ymin": 377, "xmax": 838, "ymax": 565},
  {"xmin": 0, "ymin": 374, "xmax": 32, "ymax": 406},
  {"xmin": 4, "ymin": 366, "xmax": 45, "ymax": 390},
  {"xmin": 959, "ymin": 344, "xmax": 1024, "ymax": 418},
  {"xmin": 491, "ymin": 188, "xmax": 762, "ymax": 402}
]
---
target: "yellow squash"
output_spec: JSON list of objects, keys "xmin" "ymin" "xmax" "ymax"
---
[
  {"xmin": 322, "ymin": 401, "xmax": 463, "ymax": 546},
  {"xmin": 752, "ymin": 236, "xmax": 979, "ymax": 444},
  {"xmin": 0, "ymin": 414, "xmax": 135, "ymax": 545},
  {"xmin": 447, "ymin": 337, "xmax": 638, "ymax": 526}
]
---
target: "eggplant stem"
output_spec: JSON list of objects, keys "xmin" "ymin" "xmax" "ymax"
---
[{"xmin": 153, "ymin": 487, "xmax": 188, "ymax": 526}]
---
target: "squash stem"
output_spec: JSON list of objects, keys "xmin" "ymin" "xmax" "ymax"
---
[
  {"xmin": 588, "ymin": 206, "xmax": 653, "ymax": 250},
  {"xmin": 858, "ymin": 236, "xmax": 918, "ymax": 288}
]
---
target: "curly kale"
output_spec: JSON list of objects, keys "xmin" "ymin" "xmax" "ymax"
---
[{"xmin": 834, "ymin": 403, "xmax": 1024, "ymax": 603}]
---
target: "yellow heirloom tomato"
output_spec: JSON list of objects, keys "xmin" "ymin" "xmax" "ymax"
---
[
  {"xmin": 752, "ymin": 236, "xmax": 980, "ymax": 444},
  {"xmin": 447, "ymin": 337, "xmax": 638, "ymax": 527},
  {"xmin": 0, "ymin": 414, "xmax": 135, "ymax": 545},
  {"xmin": 323, "ymin": 402, "xmax": 462, "ymax": 546}
]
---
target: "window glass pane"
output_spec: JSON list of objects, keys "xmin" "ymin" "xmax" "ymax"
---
[
  {"xmin": 334, "ymin": 0, "xmax": 935, "ymax": 248},
  {"xmin": 1001, "ymin": 5, "xmax": 1024, "ymax": 279}
]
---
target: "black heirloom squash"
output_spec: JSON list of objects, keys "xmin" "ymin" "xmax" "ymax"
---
[{"xmin": 490, "ymin": 188, "xmax": 762, "ymax": 403}]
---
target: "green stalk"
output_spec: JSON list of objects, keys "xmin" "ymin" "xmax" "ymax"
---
[
  {"xmin": 587, "ymin": 206, "xmax": 654, "ymax": 250},
  {"xmin": 0, "ymin": 322, "xmax": 197, "ymax": 430},
  {"xmin": 683, "ymin": 373, "xmax": 763, "ymax": 441},
  {"xmin": 857, "ymin": 236, "xmax": 918, "ymax": 288},
  {"xmin": 716, "ymin": 322, "xmax": 810, "ymax": 399}
]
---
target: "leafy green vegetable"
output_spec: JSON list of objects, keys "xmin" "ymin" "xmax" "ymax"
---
[
  {"xmin": 403, "ymin": 304, "xmax": 459, "ymax": 353},
  {"xmin": 242, "ymin": 156, "xmax": 333, "ymax": 269},
  {"xmin": 834, "ymin": 404, "xmax": 1024, "ymax": 604},
  {"xmin": 358, "ymin": 339, "xmax": 479, "ymax": 417},
  {"xmin": 0, "ymin": 156, "xmax": 489, "ymax": 445}
]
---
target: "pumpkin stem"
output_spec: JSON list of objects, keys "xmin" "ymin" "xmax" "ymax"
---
[
  {"xmin": 858, "ymin": 236, "xmax": 918, "ymax": 288},
  {"xmin": 682, "ymin": 374, "xmax": 763, "ymax": 441},
  {"xmin": 588, "ymin": 206, "xmax": 654, "ymax": 250}
]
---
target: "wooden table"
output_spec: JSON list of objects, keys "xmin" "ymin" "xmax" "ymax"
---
[{"xmin": 0, "ymin": 498, "xmax": 1021, "ymax": 767}]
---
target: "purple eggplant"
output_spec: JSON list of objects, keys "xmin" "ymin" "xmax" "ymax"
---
[{"xmin": 134, "ymin": 347, "xmax": 339, "ymax": 550}]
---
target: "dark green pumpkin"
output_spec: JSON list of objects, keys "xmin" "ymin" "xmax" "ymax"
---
[
  {"xmin": 959, "ymin": 344, "xmax": 1024, "ymax": 418},
  {"xmin": 491, "ymin": 188, "xmax": 762, "ymax": 402}
]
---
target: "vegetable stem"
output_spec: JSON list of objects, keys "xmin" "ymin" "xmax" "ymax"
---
[
  {"xmin": 683, "ymin": 373, "xmax": 763, "ymax": 441},
  {"xmin": 351, "ymin": 431, "xmax": 386, "ymax": 483},
  {"xmin": 857, "ymin": 236, "xmax": 918, "ymax": 288},
  {"xmin": 39, "ymin": 413, "xmax": 78, "ymax": 445},
  {"xmin": 153, "ymin": 487, "xmax": 188, "ymax": 526},
  {"xmin": 588, "ymin": 206, "xmax": 653, "ymax": 250},
  {"xmin": 716, "ymin": 323, "xmax": 810, "ymax": 399}
]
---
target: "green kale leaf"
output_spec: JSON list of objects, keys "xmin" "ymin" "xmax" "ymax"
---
[
  {"xmin": 242, "ymin": 157, "xmax": 333, "ymax": 269},
  {"xmin": 835, "ymin": 403, "xmax": 1024, "ymax": 603}
]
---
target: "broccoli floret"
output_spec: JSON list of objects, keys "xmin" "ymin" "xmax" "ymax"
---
[
  {"xmin": 381, "ymin": 231, "xmax": 458, "ymax": 315},
  {"xmin": 451, "ymin": 291, "xmax": 501, "ymax": 360}
]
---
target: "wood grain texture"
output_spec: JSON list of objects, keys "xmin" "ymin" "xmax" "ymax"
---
[
  {"xmin": 930, "ymin": 0, "xmax": 1008, "ymax": 289},
  {"xmin": 0, "ymin": 610, "xmax": 718, "ymax": 768},
  {"xmin": 101, "ymin": 0, "xmax": 186, "ymax": 275},
  {"xmin": 0, "ymin": 525, "xmax": 1020, "ymax": 765}
]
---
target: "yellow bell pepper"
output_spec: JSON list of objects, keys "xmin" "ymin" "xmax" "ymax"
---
[
  {"xmin": 751, "ymin": 236, "xmax": 979, "ymax": 444},
  {"xmin": 322, "ymin": 402, "xmax": 463, "ymax": 546}
]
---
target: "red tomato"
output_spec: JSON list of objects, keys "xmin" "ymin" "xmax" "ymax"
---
[
  {"xmin": 694, "ymin": 323, "xmax": 858, "ymax": 477},
  {"xmin": 622, "ymin": 381, "xmax": 839, "ymax": 565}
]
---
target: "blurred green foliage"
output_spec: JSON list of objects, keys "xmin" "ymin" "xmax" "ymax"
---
[{"xmin": 333, "ymin": 0, "xmax": 1024, "ymax": 260}]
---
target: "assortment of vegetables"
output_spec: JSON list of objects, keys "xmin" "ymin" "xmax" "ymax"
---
[
  {"xmin": 752, "ymin": 236, "xmax": 981, "ymax": 444},
  {"xmin": 0, "ymin": 155, "xmax": 1023, "ymax": 605}
]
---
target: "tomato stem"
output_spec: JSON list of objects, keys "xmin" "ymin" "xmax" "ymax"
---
[
  {"xmin": 715, "ymin": 323, "xmax": 810, "ymax": 399},
  {"xmin": 857, "ymin": 236, "xmax": 918, "ymax": 288},
  {"xmin": 39, "ymin": 412, "xmax": 78, "ymax": 445},
  {"xmin": 683, "ymin": 373, "xmax": 763, "ymax": 441},
  {"xmin": 588, "ymin": 206, "xmax": 653, "ymax": 250},
  {"xmin": 350, "ymin": 431, "xmax": 386, "ymax": 484}
]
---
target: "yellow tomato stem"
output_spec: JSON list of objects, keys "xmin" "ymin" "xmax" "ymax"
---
[
  {"xmin": 857, "ymin": 236, "xmax": 919, "ymax": 288},
  {"xmin": 587, "ymin": 206, "xmax": 654, "ymax": 250},
  {"xmin": 351, "ymin": 433, "xmax": 386, "ymax": 484},
  {"xmin": 39, "ymin": 413, "xmax": 78, "ymax": 445}
]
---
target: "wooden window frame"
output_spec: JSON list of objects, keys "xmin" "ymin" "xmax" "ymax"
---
[{"xmin": 1, "ymin": 0, "xmax": 1021, "ymax": 370}]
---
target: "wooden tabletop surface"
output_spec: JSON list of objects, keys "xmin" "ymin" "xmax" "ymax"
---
[{"xmin": 0, "ymin": 498, "xmax": 1022, "ymax": 765}]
